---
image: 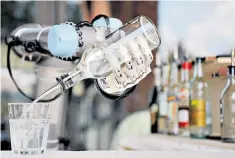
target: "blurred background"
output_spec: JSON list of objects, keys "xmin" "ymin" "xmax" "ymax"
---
[{"xmin": 1, "ymin": 0, "xmax": 235, "ymax": 151}]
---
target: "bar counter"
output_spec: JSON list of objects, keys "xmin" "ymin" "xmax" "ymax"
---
[
  {"xmin": 119, "ymin": 134, "xmax": 235, "ymax": 151},
  {"xmin": 1, "ymin": 150, "xmax": 235, "ymax": 158}
]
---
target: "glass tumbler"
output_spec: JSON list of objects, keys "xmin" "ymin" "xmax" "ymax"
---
[{"xmin": 8, "ymin": 103, "xmax": 51, "ymax": 155}]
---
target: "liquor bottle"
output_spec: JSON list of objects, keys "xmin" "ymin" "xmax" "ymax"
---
[
  {"xmin": 204, "ymin": 72, "xmax": 222, "ymax": 140},
  {"xmin": 220, "ymin": 48, "xmax": 235, "ymax": 143},
  {"xmin": 178, "ymin": 61, "xmax": 192, "ymax": 137},
  {"xmin": 158, "ymin": 63, "xmax": 170, "ymax": 134},
  {"xmin": 189, "ymin": 57, "xmax": 207, "ymax": 139},
  {"xmin": 205, "ymin": 82, "xmax": 212, "ymax": 137},
  {"xmin": 167, "ymin": 61, "xmax": 179, "ymax": 135},
  {"xmin": 149, "ymin": 53, "xmax": 162, "ymax": 133}
]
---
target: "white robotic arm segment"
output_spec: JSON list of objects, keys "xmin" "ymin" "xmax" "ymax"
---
[{"xmin": 8, "ymin": 16, "xmax": 123, "ymax": 61}]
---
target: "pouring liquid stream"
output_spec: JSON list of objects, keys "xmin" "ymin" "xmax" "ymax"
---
[
  {"xmin": 19, "ymin": 84, "xmax": 61, "ymax": 119},
  {"xmin": 19, "ymin": 66, "xmax": 86, "ymax": 119}
]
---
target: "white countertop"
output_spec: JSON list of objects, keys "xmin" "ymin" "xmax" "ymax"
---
[
  {"xmin": 1, "ymin": 150, "xmax": 235, "ymax": 158},
  {"xmin": 119, "ymin": 134, "xmax": 235, "ymax": 151}
]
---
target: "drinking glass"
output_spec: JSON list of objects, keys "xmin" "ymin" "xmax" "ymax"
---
[{"xmin": 8, "ymin": 103, "xmax": 51, "ymax": 155}]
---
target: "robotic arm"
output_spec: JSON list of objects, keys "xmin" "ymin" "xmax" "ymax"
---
[
  {"xmin": 5, "ymin": 14, "xmax": 160, "ymax": 101},
  {"xmin": 5, "ymin": 15, "xmax": 121, "ymax": 61}
]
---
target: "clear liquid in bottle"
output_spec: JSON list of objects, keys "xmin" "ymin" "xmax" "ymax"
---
[
  {"xmin": 220, "ymin": 48, "xmax": 235, "ymax": 143},
  {"xmin": 189, "ymin": 58, "xmax": 207, "ymax": 139}
]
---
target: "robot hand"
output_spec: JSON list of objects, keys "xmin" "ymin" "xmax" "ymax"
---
[{"xmin": 84, "ymin": 15, "xmax": 139, "ymax": 100}]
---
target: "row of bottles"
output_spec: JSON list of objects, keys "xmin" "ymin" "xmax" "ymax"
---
[{"xmin": 149, "ymin": 48, "xmax": 235, "ymax": 143}]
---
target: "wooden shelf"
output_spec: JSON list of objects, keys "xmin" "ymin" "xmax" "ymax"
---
[{"xmin": 120, "ymin": 134, "xmax": 235, "ymax": 151}]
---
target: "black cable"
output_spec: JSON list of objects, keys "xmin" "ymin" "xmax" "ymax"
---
[
  {"xmin": 5, "ymin": 36, "xmax": 61, "ymax": 102},
  {"xmin": 76, "ymin": 21, "xmax": 93, "ymax": 28},
  {"xmin": 91, "ymin": 14, "xmax": 110, "ymax": 34},
  {"xmin": 94, "ymin": 79, "xmax": 136, "ymax": 100},
  {"xmin": 91, "ymin": 14, "xmax": 110, "ymax": 26}
]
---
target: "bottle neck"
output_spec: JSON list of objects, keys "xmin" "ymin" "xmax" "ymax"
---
[
  {"xmin": 229, "ymin": 66, "xmax": 235, "ymax": 84},
  {"xmin": 197, "ymin": 59, "xmax": 204, "ymax": 78},
  {"xmin": 181, "ymin": 68, "xmax": 184, "ymax": 82},
  {"xmin": 181, "ymin": 62, "xmax": 192, "ymax": 82},
  {"xmin": 185, "ymin": 69, "xmax": 189, "ymax": 81},
  {"xmin": 192, "ymin": 63, "xmax": 197, "ymax": 78},
  {"xmin": 154, "ymin": 66, "xmax": 161, "ymax": 87},
  {"xmin": 182, "ymin": 68, "xmax": 190, "ymax": 82},
  {"xmin": 232, "ymin": 75, "xmax": 235, "ymax": 85},
  {"xmin": 170, "ymin": 62, "xmax": 178, "ymax": 85},
  {"xmin": 57, "ymin": 65, "xmax": 87, "ymax": 90},
  {"xmin": 162, "ymin": 65, "xmax": 169, "ymax": 86}
]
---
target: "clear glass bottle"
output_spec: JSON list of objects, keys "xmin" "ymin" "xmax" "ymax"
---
[
  {"xmin": 189, "ymin": 57, "xmax": 207, "ymax": 139},
  {"xmin": 56, "ymin": 15, "xmax": 161, "ymax": 95},
  {"xmin": 178, "ymin": 61, "xmax": 192, "ymax": 137},
  {"xmin": 149, "ymin": 84, "xmax": 161, "ymax": 133},
  {"xmin": 205, "ymin": 81, "xmax": 212, "ymax": 137},
  {"xmin": 207, "ymin": 72, "xmax": 223, "ymax": 139},
  {"xmin": 158, "ymin": 63, "xmax": 169, "ymax": 134},
  {"xmin": 149, "ymin": 53, "xmax": 162, "ymax": 133},
  {"xmin": 220, "ymin": 48, "xmax": 235, "ymax": 143},
  {"xmin": 167, "ymin": 61, "xmax": 179, "ymax": 135}
]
